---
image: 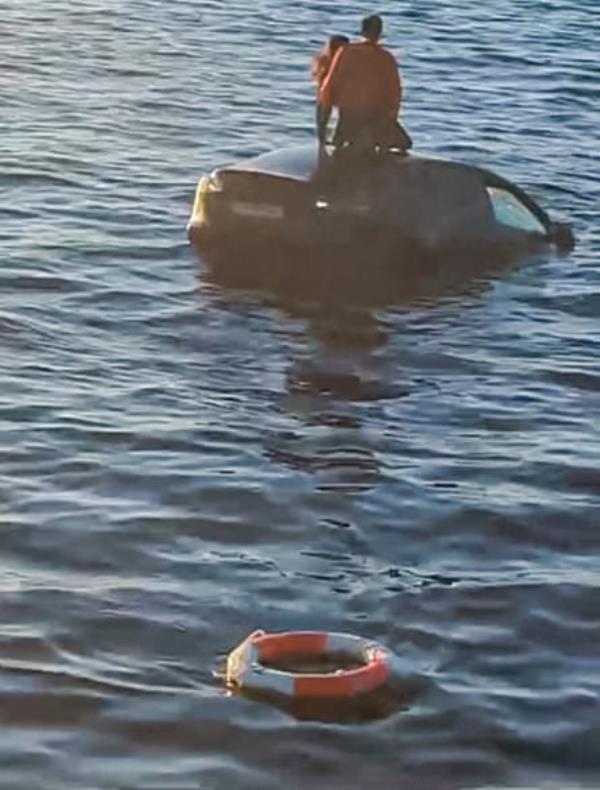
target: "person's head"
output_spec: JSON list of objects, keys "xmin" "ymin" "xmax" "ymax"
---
[
  {"xmin": 325, "ymin": 34, "xmax": 349, "ymax": 59},
  {"xmin": 361, "ymin": 14, "xmax": 383, "ymax": 41}
]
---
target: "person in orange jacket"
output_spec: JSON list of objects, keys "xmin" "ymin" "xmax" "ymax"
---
[
  {"xmin": 318, "ymin": 14, "xmax": 412, "ymax": 152},
  {"xmin": 311, "ymin": 35, "xmax": 350, "ymax": 146}
]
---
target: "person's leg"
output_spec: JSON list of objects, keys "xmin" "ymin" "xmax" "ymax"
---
[
  {"xmin": 316, "ymin": 103, "xmax": 331, "ymax": 146},
  {"xmin": 332, "ymin": 109, "xmax": 349, "ymax": 149},
  {"xmin": 376, "ymin": 117, "xmax": 413, "ymax": 153},
  {"xmin": 392, "ymin": 121, "xmax": 413, "ymax": 152},
  {"xmin": 333, "ymin": 111, "xmax": 374, "ymax": 156}
]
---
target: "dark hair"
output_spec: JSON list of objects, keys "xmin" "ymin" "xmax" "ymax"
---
[
  {"xmin": 325, "ymin": 34, "xmax": 349, "ymax": 60},
  {"xmin": 361, "ymin": 14, "xmax": 383, "ymax": 39},
  {"xmin": 312, "ymin": 35, "xmax": 349, "ymax": 85}
]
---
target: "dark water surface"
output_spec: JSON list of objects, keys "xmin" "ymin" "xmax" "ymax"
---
[{"xmin": 1, "ymin": 1, "xmax": 599, "ymax": 788}]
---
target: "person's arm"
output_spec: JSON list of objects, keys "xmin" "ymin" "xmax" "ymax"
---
[
  {"xmin": 316, "ymin": 104, "xmax": 331, "ymax": 145},
  {"xmin": 383, "ymin": 52, "xmax": 402, "ymax": 117}
]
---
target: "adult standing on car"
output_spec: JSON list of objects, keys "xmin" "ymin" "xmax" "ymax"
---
[{"xmin": 318, "ymin": 14, "xmax": 412, "ymax": 153}]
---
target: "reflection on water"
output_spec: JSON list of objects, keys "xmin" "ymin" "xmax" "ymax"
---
[
  {"xmin": 202, "ymin": 265, "xmax": 397, "ymax": 496},
  {"xmin": 197, "ymin": 231, "xmax": 515, "ymax": 310},
  {"xmin": 200, "ymin": 250, "xmax": 511, "ymax": 499},
  {"xmin": 276, "ymin": 306, "xmax": 398, "ymax": 493}
]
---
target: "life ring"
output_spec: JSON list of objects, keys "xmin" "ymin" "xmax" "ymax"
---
[{"xmin": 226, "ymin": 630, "xmax": 392, "ymax": 699}]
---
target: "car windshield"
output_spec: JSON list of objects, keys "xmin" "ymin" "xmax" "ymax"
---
[{"xmin": 486, "ymin": 187, "xmax": 547, "ymax": 234}]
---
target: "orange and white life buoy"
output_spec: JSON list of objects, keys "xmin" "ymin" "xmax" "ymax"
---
[{"xmin": 226, "ymin": 630, "xmax": 392, "ymax": 699}]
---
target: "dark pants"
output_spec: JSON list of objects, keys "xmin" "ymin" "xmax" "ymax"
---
[
  {"xmin": 333, "ymin": 110, "xmax": 412, "ymax": 152},
  {"xmin": 316, "ymin": 104, "xmax": 331, "ymax": 146}
]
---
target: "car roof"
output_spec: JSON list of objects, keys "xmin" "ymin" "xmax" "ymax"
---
[
  {"xmin": 220, "ymin": 143, "xmax": 451, "ymax": 182},
  {"xmin": 217, "ymin": 144, "xmax": 551, "ymax": 230}
]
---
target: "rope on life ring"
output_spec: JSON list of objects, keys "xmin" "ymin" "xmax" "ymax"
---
[{"xmin": 226, "ymin": 630, "xmax": 392, "ymax": 699}]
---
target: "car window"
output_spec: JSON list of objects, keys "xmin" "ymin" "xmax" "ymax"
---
[{"xmin": 486, "ymin": 187, "xmax": 546, "ymax": 234}]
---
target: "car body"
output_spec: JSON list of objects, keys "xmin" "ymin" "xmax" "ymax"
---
[{"xmin": 188, "ymin": 144, "xmax": 573, "ymax": 268}]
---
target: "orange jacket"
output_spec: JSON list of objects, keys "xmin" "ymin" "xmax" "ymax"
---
[{"xmin": 319, "ymin": 40, "xmax": 402, "ymax": 117}]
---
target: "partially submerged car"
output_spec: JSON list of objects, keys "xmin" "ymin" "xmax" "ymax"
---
[{"xmin": 188, "ymin": 144, "xmax": 574, "ymax": 265}]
